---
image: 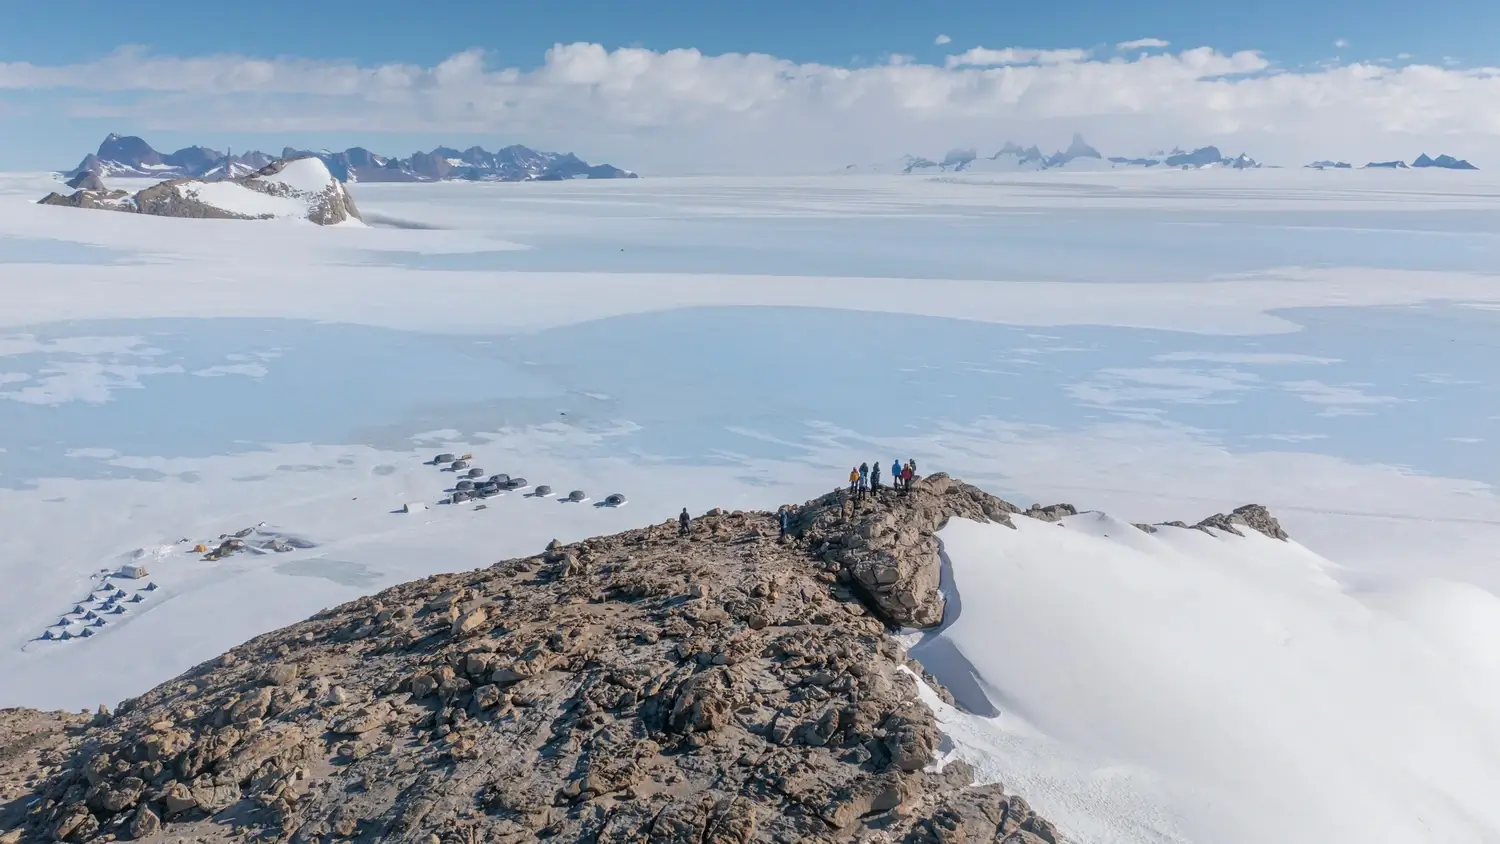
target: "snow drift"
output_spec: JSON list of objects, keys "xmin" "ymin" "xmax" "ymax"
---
[{"xmin": 908, "ymin": 511, "xmax": 1500, "ymax": 843}]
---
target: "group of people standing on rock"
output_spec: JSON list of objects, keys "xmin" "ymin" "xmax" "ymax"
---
[
  {"xmin": 848, "ymin": 459, "xmax": 917, "ymax": 501},
  {"xmin": 673, "ymin": 459, "xmax": 920, "ymax": 542}
]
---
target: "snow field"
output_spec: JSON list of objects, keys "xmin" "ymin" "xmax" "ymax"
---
[
  {"xmin": 910, "ymin": 513, "xmax": 1500, "ymax": 843},
  {"xmin": 175, "ymin": 181, "xmax": 315, "ymax": 219}
]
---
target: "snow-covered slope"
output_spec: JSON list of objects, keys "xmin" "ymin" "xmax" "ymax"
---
[{"xmin": 907, "ymin": 513, "xmax": 1500, "ymax": 843}]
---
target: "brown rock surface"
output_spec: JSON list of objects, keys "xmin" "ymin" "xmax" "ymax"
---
[{"xmin": 0, "ymin": 473, "xmax": 1287, "ymax": 843}]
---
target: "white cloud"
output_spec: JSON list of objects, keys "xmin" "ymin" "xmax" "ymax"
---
[
  {"xmin": 1335, "ymin": 38, "xmax": 1350, "ymax": 49},
  {"xmin": 1117, "ymin": 38, "xmax": 1171, "ymax": 51},
  {"xmin": 944, "ymin": 47, "xmax": 1093, "ymax": 68},
  {"xmin": 935, "ymin": 34, "xmax": 952, "ymax": 46},
  {"xmin": 4, "ymin": 42, "xmax": 1500, "ymax": 173}
]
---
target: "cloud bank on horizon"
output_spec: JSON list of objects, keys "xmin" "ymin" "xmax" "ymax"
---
[{"xmin": 1, "ymin": 40, "xmax": 1497, "ymax": 173}]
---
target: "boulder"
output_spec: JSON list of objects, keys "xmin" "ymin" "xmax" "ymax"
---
[{"xmin": 452, "ymin": 607, "xmax": 488, "ymax": 637}]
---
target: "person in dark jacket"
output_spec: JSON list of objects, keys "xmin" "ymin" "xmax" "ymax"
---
[
  {"xmin": 870, "ymin": 461, "xmax": 881, "ymax": 496},
  {"xmin": 858, "ymin": 463, "xmax": 869, "ymax": 499},
  {"xmin": 679, "ymin": 508, "xmax": 691, "ymax": 536},
  {"xmin": 778, "ymin": 507, "xmax": 792, "ymax": 538}
]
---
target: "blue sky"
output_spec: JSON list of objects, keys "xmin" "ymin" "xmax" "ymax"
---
[
  {"xmin": 0, "ymin": 0, "xmax": 1488, "ymax": 68},
  {"xmin": 0, "ymin": 0, "xmax": 1496, "ymax": 172}
]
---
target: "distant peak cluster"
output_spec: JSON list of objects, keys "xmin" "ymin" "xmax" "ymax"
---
[
  {"xmin": 845, "ymin": 133, "xmax": 1482, "ymax": 175},
  {"xmin": 67, "ymin": 134, "xmax": 638, "ymax": 184},
  {"xmin": 1307, "ymin": 153, "xmax": 1479, "ymax": 170},
  {"xmin": 846, "ymin": 134, "xmax": 1262, "ymax": 174}
]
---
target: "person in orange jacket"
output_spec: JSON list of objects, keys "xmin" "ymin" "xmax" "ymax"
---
[{"xmin": 848, "ymin": 466, "xmax": 860, "ymax": 499}]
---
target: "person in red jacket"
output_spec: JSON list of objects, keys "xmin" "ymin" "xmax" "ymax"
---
[{"xmin": 900, "ymin": 461, "xmax": 914, "ymax": 493}]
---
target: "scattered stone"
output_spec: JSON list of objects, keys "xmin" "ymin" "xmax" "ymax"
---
[
  {"xmin": 261, "ymin": 663, "xmax": 299, "ymax": 686},
  {"xmin": 452, "ymin": 607, "xmax": 488, "ymax": 637},
  {"xmin": 129, "ymin": 802, "xmax": 161, "ymax": 838},
  {"xmin": 1022, "ymin": 502, "xmax": 1078, "ymax": 523}
]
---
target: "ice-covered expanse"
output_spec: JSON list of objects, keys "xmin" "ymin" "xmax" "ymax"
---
[
  {"xmin": 906, "ymin": 516, "xmax": 1500, "ymax": 843},
  {"xmin": 4, "ymin": 167, "xmax": 1500, "ymax": 842}
]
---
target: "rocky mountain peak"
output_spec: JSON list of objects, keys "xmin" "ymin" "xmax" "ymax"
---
[
  {"xmin": 63, "ymin": 170, "xmax": 107, "ymax": 191},
  {"xmin": 96, "ymin": 134, "xmax": 162, "ymax": 168},
  {"xmin": 0, "ymin": 474, "xmax": 1286, "ymax": 843}
]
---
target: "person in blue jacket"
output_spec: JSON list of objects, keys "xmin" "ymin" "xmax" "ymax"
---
[
  {"xmin": 778, "ymin": 507, "xmax": 792, "ymax": 538},
  {"xmin": 891, "ymin": 459, "xmax": 903, "ymax": 492}
]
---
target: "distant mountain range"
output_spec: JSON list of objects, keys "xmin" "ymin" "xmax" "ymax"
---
[
  {"xmin": 65, "ymin": 134, "xmax": 638, "ymax": 183},
  {"xmin": 1307, "ymin": 153, "xmax": 1479, "ymax": 170},
  {"xmin": 845, "ymin": 135, "xmax": 1262, "ymax": 174}
]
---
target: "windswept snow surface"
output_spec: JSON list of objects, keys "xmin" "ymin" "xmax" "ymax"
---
[
  {"xmin": 175, "ymin": 180, "xmax": 312, "ymax": 219},
  {"xmin": 911, "ymin": 514, "xmax": 1500, "ymax": 843}
]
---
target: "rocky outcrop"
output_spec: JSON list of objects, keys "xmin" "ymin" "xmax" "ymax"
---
[
  {"xmin": 132, "ymin": 181, "xmax": 261, "ymax": 220},
  {"xmin": 38, "ymin": 156, "xmax": 361, "ymax": 226},
  {"xmin": 0, "ymin": 477, "xmax": 1290, "ymax": 844},
  {"xmin": 1190, "ymin": 504, "xmax": 1288, "ymax": 540},
  {"xmin": 1134, "ymin": 503, "xmax": 1288, "ymax": 540},
  {"xmin": 63, "ymin": 170, "xmax": 106, "ymax": 191},
  {"xmin": 0, "ymin": 490, "xmax": 1062, "ymax": 844},
  {"xmin": 251, "ymin": 157, "xmax": 361, "ymax": 225},
  {"xmin": 795, "ymin": 474, "xmax": 1025, "ymax": 628},
  {"xmin": 37, "ymin": 188, "xmax": 135, "ymax": 212}
]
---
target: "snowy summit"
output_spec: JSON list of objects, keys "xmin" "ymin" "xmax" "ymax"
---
[{"xmin": 38, "ymin": 156, "xmax": 363, "ymax": 226}]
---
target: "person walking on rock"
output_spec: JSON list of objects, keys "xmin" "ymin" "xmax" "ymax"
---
[
  {"xmin": 679, "ymin": 508, "xmax": 691, "ymax": 536},
  {"xmin": 778, "ymin": 507, "xmax": 792, "ymax": 538}
]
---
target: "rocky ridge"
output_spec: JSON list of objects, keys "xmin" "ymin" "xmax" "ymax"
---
[
  {"xmin": 66, "ymin": 134, "xmax": 637, "ymax": 184},
  {"xmin": 40, "ymin": 157, "xmax": 362, "ymax": 226},
  {"xmin": 0, "ymin": 474, "xmax": 1287, "ymax": 843}
]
